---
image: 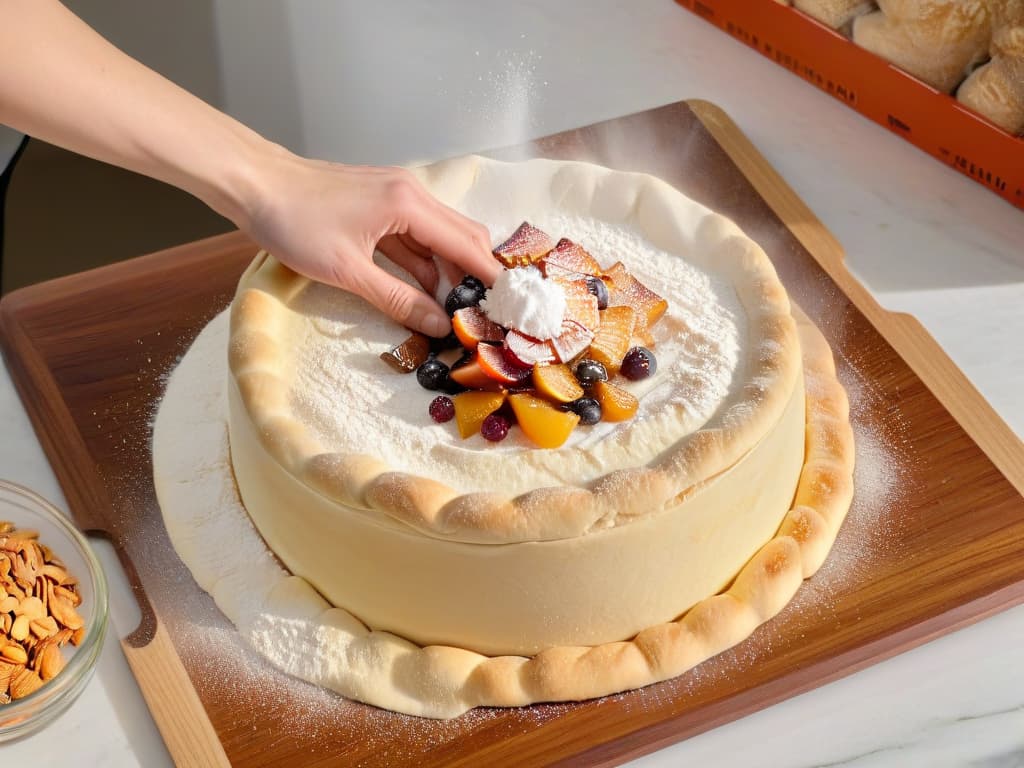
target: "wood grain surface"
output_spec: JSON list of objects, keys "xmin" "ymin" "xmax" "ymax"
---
[{"xmin": 1, "ymin": 101, "xmax": 1023, "ymax": 767}]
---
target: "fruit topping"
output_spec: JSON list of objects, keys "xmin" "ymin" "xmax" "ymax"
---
[
  {"xmin": 621, "ymin": 346, "xmax": 657, "ymax": 381},
  {"xmin": 566, "ymin": 396, "xmax": 602, "ymax": 425},
  {"xmin": 444, "ymin": 282, "xmax": 485, "ymax": 317},
  {"xmin": 493, "ymin": 222, "xmax": 555, "ymax": 268},
  {"xmin": 592, "ymin": 380, "xmax": 639, "ymax": 422},
  {"xmin": 428, "ymin": 331, "xmax": 462, "ymax": 354},
  {"xmin": 477, "ymin": 342, "xmax": 532, "ymax": 385},
  {"xmin": 416, "ymin": 358, "xmax": 451, "ymax": 390},
  {"xmin": 508, "ymin": 393, "xmax": 581, "ymax": 448},
  {"xmin": 460, "ymin": 274, "xmax": 486, "ymax": 293},
  {"xmin": 603, "ymin": 262, "xmax": 668, "ymax": 328},
  {"xmin": 574, "ymin": 358, "xmax": 609, "ymax": 387},
  {"xmin": 504, "ymin": 330, "xmax": 556, "ymax": 368},
  {"xmin": 532, "ymin": 363, "xmax": 585, "ymax": 404},
  {"xmin": 480, "ymin": 413, "xmax": 511, "ymax": 442},
  {"xmin": 587, "ymin": 306, "xmax": 635, "ymax": 373},
  {"xmin": 452, "ymin": 306, "xmax": 504, "ymax": 350},
  {"xmin": 380, "ymin": 332, "xmax": 430, "ymax": 373},
  {"xmin": 550, "ymin": 320, "xmax": 595, "ymax": 363},
  {"xmin": 429, "ymin": 395, "xmax": 456, "ymax": 423},
  {"xmin": 493, "ymin": 222, "xmax": 557, "ymax": 270},
  {"xmin": 549, "ymin": 275, "xmax": 599, "ymax": 332},
  {"xmin": 454, "ymin": 391, "xmax": 508, "ymax": 438},
  {"xmin": 542, "ymin": 238, "xmax": 602, "ymax": 277},
  {"xmin": 449, "ymin": 353, "xmax": 503, "ymax": 390},
  {"xmin": 586, "ymin": 275, "xmax": 609, "ymax": 310}
]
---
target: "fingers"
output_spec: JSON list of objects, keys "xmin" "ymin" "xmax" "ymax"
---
[
  {"xmin": 384, "ymin": 171, "xmax": 501, "ymax": 286},
  {"xmin": 378, "ymin": 235, "xmax": 439, "ymax": 295},
  {"xmin": 349, "ymin": 260, "xmax": 452, "ymax": 338}
]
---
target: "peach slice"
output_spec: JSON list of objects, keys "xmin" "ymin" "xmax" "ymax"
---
[
  {"xmin": 449, "ymin": 354, "xmax": 504, "ymax": 390},
  {"xmin": 452, "ymin": 306, "xmax": 504, "ymax": 350},
  {"xmin": 493, "ymin": 222, "xmax": 555, "ymax": 268},
  {"xmin": 532, "ymin": 363, "xmax": 584, "ymax": 404},
  {"xmin": 454, "ymin": 391, "xmax": 508, "ymax": 438},
  {"xmin": 588, "ymin": 306, "xmax": 635, "ymax": 374},
  {"xmin": 603, "ymin": 262, "xmax": 668, "ymax": 328},
  {"xmin": 542, "ymin": 238, "xmax": 602, "ymax": 277},
  {"xmin": 477, "ymin": 343, "xmax": 532, "ymax": 385},
  {"xmin": 592, "ymin": 380, "xmax": 638, "ymax": 422},
  {"xmin": 508, "ymin": 393, "xmax": 580, "ymax": 448}
]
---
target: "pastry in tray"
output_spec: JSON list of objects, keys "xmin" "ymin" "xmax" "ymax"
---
[{"xmin": 156, "ymin": 155, "xmax": 855, "ymax": 718}]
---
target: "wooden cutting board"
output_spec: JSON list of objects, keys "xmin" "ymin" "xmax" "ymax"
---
[{"xmin": 2, "ymin": 101, "xmax": 1023, "ymax": 767}]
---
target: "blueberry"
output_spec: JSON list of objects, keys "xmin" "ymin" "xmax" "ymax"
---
[
  {"xmin": 444, "ymin": 284, "xmax": 483, "ymax": 316},
  {"xmin": 621, "ymin": 346, "xmax": 657, "ymax": 381},
  {"xmin": 429, "ymin": 331, "xmax": 462, "ymax": 354},
  {"xmin": 574, "ymin": 359, "xmax": 609, "ymax": 387},
  {"xmin": 567, "ymin": 397, "xmax": 602, "ymax": 425},
  {"xmin": 460, "ymin": 274, "xmax": 486, "ymax": 293},
  {"xmin": 416, "ymin": 358, "xmax": 450, "ymax": 390},
  {"xmin": 585, "ymin": 276, "xmax": 609, "ymax": 310}
]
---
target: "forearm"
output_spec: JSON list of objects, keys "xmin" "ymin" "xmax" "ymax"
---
[{"xmin": 0, "ymin": 0, "xmax": 278, "ymax": 227}]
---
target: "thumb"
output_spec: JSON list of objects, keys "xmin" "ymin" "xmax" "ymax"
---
[{"xmin": 350, "ymin": 262, "xmax": 452, "ymax": 337}]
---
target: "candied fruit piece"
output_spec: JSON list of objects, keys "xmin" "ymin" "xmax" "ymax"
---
[
  {"xmin": 493, "ymin": 222, "xmax": 555, "ymax": 268},
  {"xmin": 532, "ymin": 363, "xmax": 584, "ymax": 404},
  {"xmin": 587, "ymin": 306, "xmax": 635, "ymax": 374},
  {"xmin": 592, "ymin": 380, "xmax": 639, "ymax": 422},
  {"xmin": 508, "ymin": 393, "xmax": 580, "ymax": 448},
  {"xmin": 603, "ymin": 262, "xmax": 668, "ymax": 328},
  {"xmin": 541, "ymin": 238, "xmax": 602, "ymax": 277},
  {"xmin": 380, "ymin": 332, "xmax": 430, "ymax": 373},
  {"xmin": 452, "ymin": 306, "xmax": 504, "ymax": 350},
  {"xmin": 454, "ymin": 391, "xmax": 508, "ymax": 438},
  {"xmin": 549, "ymin": 275, "xmax": 599, "ymax": 333},
  {"xmin": 550, "ymin": 320, "xmax": 595, "ymax": 363}
]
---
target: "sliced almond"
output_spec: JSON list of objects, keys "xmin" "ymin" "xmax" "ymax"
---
[
  {"xmin": 0, "ymin": 660, "xmax": 16, "ymax": 693},
  {"xmin": 9, "ymin": 615, "xmax": 29, "ymax": 642},
  {"xmin": 70, "ymin": 627, "xmax": 86, "ymax": 647},
  {"xmin": 30, "ymin": 616, "xmax": 58, "ymax": 639},
  {"xmin": 48, "ymin": 583, "xmax": 84, "ymax": 631},
  {"xmin": 1, "ymin": 643, "xmax": 28, "ymax": 665},
  {"xmin": 37, "ymin": 643, "xmax": 65, "ymax": 682},
  {"xmin": 54, "ymin": 585, "xmax": 82, "ymax": 609},
  {"xmin": 0, "ymin": 595, "xmax": 17, "ymax": 614},
  {"xmin": 15, "ymin": 596, "xmax": 44, "ymax": 621},
  {"xmin": 9, "ymin": 667, "xmax": 44, "ymax": 700}
]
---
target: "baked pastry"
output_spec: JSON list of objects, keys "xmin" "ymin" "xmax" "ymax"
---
[
  {"xmin": 157, "ymin": 156, "xmax": 854, "ymax": 718},
  {"xmin": 853, "ymin": 0, "xmax": 992, "ymax": 92},
  {"xmin": 957, "ymin": 4, "xmax": 1024, "ymax": 134},
  {"xmin": 792, "ymin": 0, "xmax": 876, "ymax": 33}
]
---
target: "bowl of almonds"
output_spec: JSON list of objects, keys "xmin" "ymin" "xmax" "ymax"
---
[{"xmin": 0, "ymin": 480, "xmax": 108, "ymax": 741}]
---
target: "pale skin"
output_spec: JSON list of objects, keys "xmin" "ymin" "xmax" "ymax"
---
[{"xmin": 0, "ymin": 0, "xmax": 501, "ymax": 337}]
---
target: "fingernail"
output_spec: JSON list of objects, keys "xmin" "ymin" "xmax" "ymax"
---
[{"xmin": 425, "ymin": 314, "xmax": 450, "ymax": 337}]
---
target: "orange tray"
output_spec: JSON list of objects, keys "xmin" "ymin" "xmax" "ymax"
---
[{"xmin": 678, "ymin": 0, "xmax": 1024, "ymax": 210}]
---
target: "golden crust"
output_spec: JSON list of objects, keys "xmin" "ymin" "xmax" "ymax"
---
[
  {"xmin": 156, "ymin": 307, "xmax": 853, "ymax": 718},
  {"xmin": 226, "ymin": 156, "xmax": 804, "ymax": 545}
]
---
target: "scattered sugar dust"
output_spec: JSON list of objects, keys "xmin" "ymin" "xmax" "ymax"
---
[{"xmin": 456, "ymin": 45, "xmax": 548, "ymax": 148}]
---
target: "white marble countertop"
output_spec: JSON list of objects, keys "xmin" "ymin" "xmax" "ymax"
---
[{"xmin": 3, "ymin": 2, "xmax": 1023, "ymax": 765}]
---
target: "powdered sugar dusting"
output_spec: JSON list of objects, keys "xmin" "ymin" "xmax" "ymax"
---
[{"xmin": 286, "ymin": 213, "xmax": 744, "ymax": 496}]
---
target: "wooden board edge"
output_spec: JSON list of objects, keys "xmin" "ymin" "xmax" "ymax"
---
[
  {"xmin": 121, "ymin": 620, "xmax": 230, "ymax": 768},
  {"xmin": 686, "ymin": 98, "xmax": 1024, "ymax": 497},
  {"xmin": 0, "ymin": 301, "xmax": 113, "ymax": 532}
]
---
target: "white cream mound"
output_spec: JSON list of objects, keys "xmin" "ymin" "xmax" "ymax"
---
[
  {"xmin": 479, "ymin": 265, "xmax": 565, "ymax": 340},
  {"xmin": 289, "ymin": 213, "xmax": 744, "ymax": 497}
]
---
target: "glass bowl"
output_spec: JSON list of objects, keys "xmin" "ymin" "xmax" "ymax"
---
[{"xmin": 0, "ymin": 479, "xmax": 108, "ymax": 742}]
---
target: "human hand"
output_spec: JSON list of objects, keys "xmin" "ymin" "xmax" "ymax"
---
[{"xmin": 242, "ymin": 152, "xmax": 500, "ymax": 337}]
